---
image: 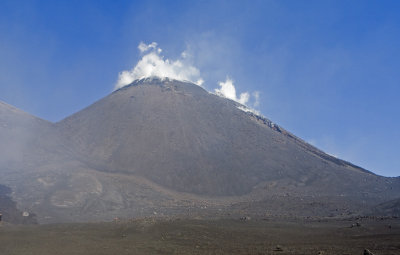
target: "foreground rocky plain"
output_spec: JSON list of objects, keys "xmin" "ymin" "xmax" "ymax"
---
[{"xmin": 0, "ymin": 217, "xmax": 399, "ymax": 255}]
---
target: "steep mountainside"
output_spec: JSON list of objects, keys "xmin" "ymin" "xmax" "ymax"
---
[{"xmin": 56, "ymin": 78, "xmax": 399, "ymax": 198}]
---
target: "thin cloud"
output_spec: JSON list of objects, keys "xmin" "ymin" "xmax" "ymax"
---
[{"xmin": 253, "ymin": 91, "xmax": 260, "ymax": 107}]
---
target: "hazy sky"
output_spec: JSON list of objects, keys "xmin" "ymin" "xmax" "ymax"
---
[{"xmin": 0, "ymin": 0, "xmax": 399, "ymax": 177}]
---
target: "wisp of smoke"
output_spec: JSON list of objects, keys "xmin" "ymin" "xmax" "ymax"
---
[
  {"xmin": 215, "ymin": 78, "xmax": 250, "ymax": 105},
  {"xmin": 115, "ymin": 42, "xmax": 203, "ymax": 90},
  {"xmin": 253, "ymin": 91, "xmax": 260, "ymax": 107}
]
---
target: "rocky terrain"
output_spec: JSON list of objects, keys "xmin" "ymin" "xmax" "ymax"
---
[{"xmin": 0, "ymin": 217, "xmax": 399, "ymax": 255}]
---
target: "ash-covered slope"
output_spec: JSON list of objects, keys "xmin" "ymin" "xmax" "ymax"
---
[
  {"xmin": 0, "ymin": 101, "xmax": 54, "ymax": 170},
  {"xmin": 56, "ymin": 78, "xmax": 399, "ymax": 199},
  {"xmin": 372, "ymin": 198, "xmax": 400, "ymax": 217},
  {"xmin": 0, "ymin": 101, "xmax": 68, "ymax": 223},
  {"xmin": 0, "ymin": 101, "xmax": 72, "ymax": 171}
]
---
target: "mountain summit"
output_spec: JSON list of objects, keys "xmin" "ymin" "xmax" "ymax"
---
[{"xmin": 1, "ymin": 78, "xmax": 399, "ymax": 223}]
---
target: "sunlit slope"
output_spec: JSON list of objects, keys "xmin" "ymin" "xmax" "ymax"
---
[{"xmin": 56, "ymin": 78, "xmax": 399, "ymax": 198}]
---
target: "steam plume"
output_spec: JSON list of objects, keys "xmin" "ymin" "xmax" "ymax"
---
[
  {"xmin": 115, "ymin": 42, "xmax": 203, "ymax": 90},
  {"xmin": 115, "ymin": 42, "xmax": 260, "ymax": 112},
  {"xmin": 215, "ymin": 78, "xmax": 250, "ymax": 105}
]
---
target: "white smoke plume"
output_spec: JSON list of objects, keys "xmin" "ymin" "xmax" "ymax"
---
[
  {"xmin": 215, "ymin": 78, "xmax": 250, "ymax": 105},
  {"xmin": 115, "ymin": 42, "xmax": 203, "ymax": 90},
  {"xmin": 115, "ymin": 42, "xmax": 261, "ymax": 113}
]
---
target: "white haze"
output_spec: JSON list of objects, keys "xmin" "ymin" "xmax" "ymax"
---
[
  {"xmin": 115, "ymin": 42, "xmax": 260, "ymax": 109},
  {"xmin": 253, "ymin": 91, "xmax": 260, "ymax": 107}
]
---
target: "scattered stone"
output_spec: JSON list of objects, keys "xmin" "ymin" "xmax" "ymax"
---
[
  {"xmin": 317, "ymin": 251, "xmax": 324, "ymax": 255},
  {"xmin": 350, "ymin": 222, "xmax": 361, "ymax": 228},
  {"xmin": 22, "ymin": 211, "xmax": 29, "ymax": 217},
  {"xmin": 364, "ymin": 249, "xmax": 375, "ymax": 255},
  {"xmin": 240, "ymin": 216, "xmax": 251, "ymax": 221},
  {"xmin": 274, "ymin": 245, "xmax": 283, "ymax": 251}
]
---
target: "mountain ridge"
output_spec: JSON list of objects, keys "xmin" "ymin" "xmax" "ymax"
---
[
  {"xmin": 0, "ymin": 78, "xmax": 399, "ymax": 223},
  {"xmin": 62, "ymin": 77, "xmax": 376, "ymax": 177}
]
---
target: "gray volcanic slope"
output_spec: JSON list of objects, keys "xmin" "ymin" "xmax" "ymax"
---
[
  {"xmin": 0, "ymin": 78, "xmax": 399, "ymax": 223},
  {"xmin": 57, "ymin": 78, "xmax": 399, "ymax": 198},
  {"xmin": 0, "ymin": 101, "xmax": 72, "ymax": 172},
  {"xmin": 0, "ymin": 101, "xmax": 55, "ymax": 170}
]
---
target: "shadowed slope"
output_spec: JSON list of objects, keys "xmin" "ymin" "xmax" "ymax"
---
[{"xmin": 372, "ymin": 198, "xmax": 400, "ymax": 217}]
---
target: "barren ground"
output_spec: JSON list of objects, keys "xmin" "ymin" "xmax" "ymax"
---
[{"xmin": 0, "ymin": 217, "xmax": 399, "ymax": 255}]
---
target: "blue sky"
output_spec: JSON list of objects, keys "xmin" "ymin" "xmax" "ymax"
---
[{"xmin": 0, "ymin": 0, "xmax": 399, "ymax": 177}]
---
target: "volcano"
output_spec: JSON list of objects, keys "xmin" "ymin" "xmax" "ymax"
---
[{"xmin": 0, "ymin": 78, "xmax": 399, "ymax": 223}]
